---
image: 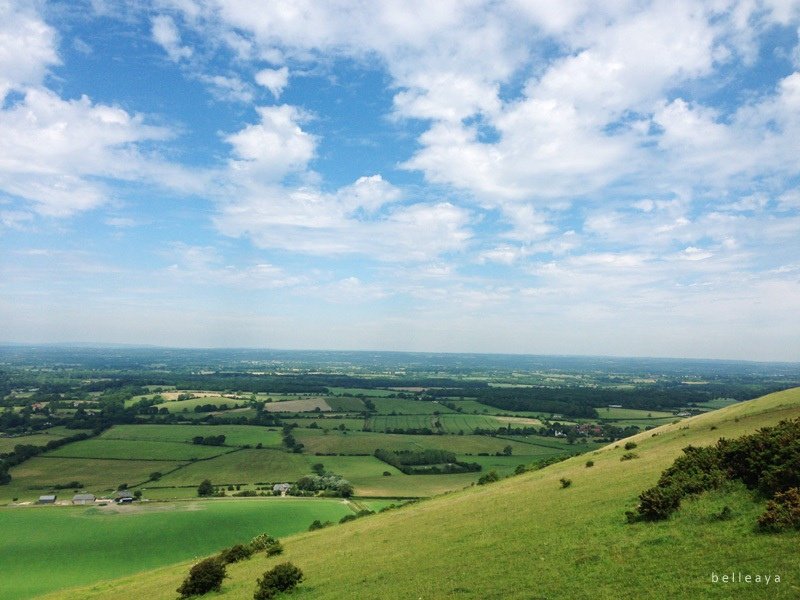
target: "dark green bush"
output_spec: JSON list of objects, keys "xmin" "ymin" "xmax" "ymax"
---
[
  {"xmin": 585, "ymin": 460, "xmax": 594, "ymax": 468},
  {"xmin": 250, "ymin": 534, "xmax": 282, "ymax": 556},
  {"xmin": 477, "ymin": 471, "xmax": 500, "ymax": 485},
  {"xmin": 757, "ymin": 487, "xmax": 800, "ymax": 532},
  {"xmin": 219, "ymin": 543, "xmax": 253, "ymax": 564},
  {"xmin": 177, "ymin": 557, "xmax": 226, "ymax": 598},
  {"xmin": 253, "ymin": 562, "xmax": 303, "ymax": 600},
  {"xmin": 624, "ymin": 441, "xmax": 638, "ymax": 450},
  {"xmin": 559, "ymin": 478, "xmax": 572, "ymax": 488},
  {"xmin": 620, "ymin": 452, "xmax": 638, "ymax": 461}
]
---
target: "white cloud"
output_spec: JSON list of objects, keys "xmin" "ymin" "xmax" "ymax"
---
[
  {"xmin": 255, "ymin": 67, "xmax": 289, "ymax": 98},
  {"xmin": 0, "ymin": 1, "xmax": 59, "ymax": 100},
  {"xmin": 0, "ymin": 88, "xmax": 179, "ymax": 216},
  {"xmin": 199, "ymin": 73, "xmax": 253, "ymax": 103},
  {"xmin": 151, "ymin": 14, "xmax": 192, "ymax": 62},
  {"xmin": 225, "ymin": 104, "xmax": 315, "ymax": 179}
]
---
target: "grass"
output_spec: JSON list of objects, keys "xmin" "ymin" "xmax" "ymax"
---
[
  {"xmin": 294, "ymin": 429, "xmax": 540, "ymax": 456},
  {"xmin": 263, "ymin": 398, "xmax": 332, "ymax": 412},
  {"xmin": 367, "ymin": 413, "xmax": 511, "ymax": 433},
  {"xmin": 0, "ymin": 428, "xmax": 80, "ymax": 454},
  {"xmin": 43, "ymin": 387, "xmax": 800, "ymax": 599},
  {"xmin": 597, "ymin": 407, "xmax": 676, "ymax": 419},
  {"xmin": 154, "ymin": 396, "xmax": 249, "ymax": 413},
  {"xmin": 44, "ymin": 439, "xmax": 228, "ymax": 461},
  {"xmin": 369, "ymin": 398, "xmax": 458, "ymax": 414},
  {"xmin": 152, "ymin": 450, "xmax": 309, "ymax": 486},
  {"xmin": 281, "ymin": 417, "xmax": 366, "ymax": 431},
  {"xmin": 324, "ymin": 396, "xmax": 367, "ymax": 411},
  {"xmin": 100, "ymin": 424, "xmax": 283, "ymax": 448},
  {"xmin": 0, "ymin": 457, "xmax": 186, "ymax": 503},
  {"xmin": 1, "ymin": 498, "xmax": 353, "ymax": 600},
  {"xmin": 693, "ymin": 398, "xmax": 741, "ymax": 410}
]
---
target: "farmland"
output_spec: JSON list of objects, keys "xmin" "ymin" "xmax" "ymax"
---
[
  {"xmin": 0, "ymin": 498, "xmax": 353, "ymax": 600},
  {"xmin": 42, "ymin": 387, "xmax": 800, "ymax": 600},
  {"xmin": 1, "ymin": 347, "xmax": 798, "ymax": 599}
]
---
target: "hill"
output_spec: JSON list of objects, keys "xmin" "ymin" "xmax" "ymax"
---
[{"xmin": 38, "ymin": 387, "xmax": 800, "ymax": 599}]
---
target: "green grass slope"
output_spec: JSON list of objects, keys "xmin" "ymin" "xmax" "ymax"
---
[{"xmin": 38, "ymin": 388, "xmax": 800, "ymax": 600}]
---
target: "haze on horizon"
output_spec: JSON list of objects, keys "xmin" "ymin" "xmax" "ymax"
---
[{"xmin": 1, "ymin": 1, "xmax": 799, "ymax": 363}]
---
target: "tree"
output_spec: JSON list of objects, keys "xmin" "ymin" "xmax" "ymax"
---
[
  {"xmin": 177, "ymin": 557, "xmax": 226, "ymax": 598},
  {"xmin": 197, "ymin": 479, "xmax": 214, "ymax": 497},
  {"xmin": 253, "ymin": 563, "xmax": 303, "ymax": 600},
  {"xmin": 502, "ymin": 445, "xmax": 513, "ymax": 456}
]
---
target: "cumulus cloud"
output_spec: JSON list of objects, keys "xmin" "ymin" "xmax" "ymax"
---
[
  {"xmin": 255, "ymin": 67, "xmax": 289, "ymax": 98},
  {"xmin": 0, "ymin": 1, "xmax": 59, "ymax": 100}
]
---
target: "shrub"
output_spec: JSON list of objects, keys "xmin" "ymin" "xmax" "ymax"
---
[
  {"xmin": 197, "ymin": 479, "xmax": 214, "ymax": 497},
  {"xmin": 477, "ymin": 471, "xmax": 500, "ymax": 485},
  {"xmin": 560, "ymin": 478, "xmax": 572, "ymax": 489},
  {"xmin": 624, "ymin": 441, "xmax": 638, "ymax": 450},
  {"xmin": 757, "ymin": 488, "xmax": 800, "ymax": 532},
  {"xmin": 219, "ymin": 543, "xmax": 253, "ymax": 564},
  {"xmin": 620, "ymin": 452, "xmax": 638, "ymax": 461},
  {"xmin": 585, "ymin": 460, "xmax": 594, "ymax": 468},
  {"xmin": 253, "ymin": 562, "xmax": 303, "ymax": 600},
  {"xmin": 308, "ymin": 519, "xmax": 332, "ymax": 531},
  {"xmin": 637, "ymin": 485, "xmax": 682, "ymax": 521},
  {"xmin": 177, "ymin": 557, "xmax": 226, "ymax": 598},
  {"xmin": 250, "ymin": 533, "xmax": 282, "ymax": 556}
]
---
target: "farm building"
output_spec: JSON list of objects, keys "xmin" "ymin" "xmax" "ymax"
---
[
  {"xmin": 37, "ymin": 495, "xmax": 57, "ymax": 504},
  {"xmin": 115, "ymin": 490, "xmax": 134, "ymax": 503},
  {"xmin": 72, "ymin": 493, "xmax": 96, "ymax": 505},
  {"xmin": 273, "ymin": 483, "xmax": 291, "ymax": 495}
]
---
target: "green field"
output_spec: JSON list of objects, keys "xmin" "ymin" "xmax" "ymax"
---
[
  {"xmin": 368, "ymin": 413, "xmax": 511, "ymax": 433},
  {"xmin": 281, "ymin": 417, "xmax": 366, "ymax": 431},
  {"xmin": 596, "ymin": 407, "xmax": 676, "ymax": 419},
  {"xmin": 263, "ymin": 398, "xmax": 332, "ymax": 412},
  {"xmin": 44, "ymin": 387, "xmax": 800, "ymax": 600},
  {"xmin": 369, "ymin": 398, "xmax": 457, "ymax": 414},
  {"xmin": 0, "ymin": 457, "xmax": 186, "ymax": 503},
  {"xmin": 294, "ymin": 429, "xmax": 559, "ymax": 456},
  {"xmin": 152, "ymin": 449, "xmax": 308, "ymax": 486},
  {"xmin": 692, "ymin": 398, "xmax": 741, "ymax": 410},
  {"xmin": 0, "ymin": 498, "xmax": 353, "ymax": 600},
  {"xmin": 99, "ymin": 424, "xmax": 283, "ymax": 448},
  {"xmin": 45, "ymin": 439, "xmax": 229, "ymax": 461},
  {"xmin": 325, "ymin": 396, "xmax": 367, "ymax": 411},
  {"xmin": 446, "ymin": 399, "xmax": 546, "ymax": 417},
  {"xmin": 0, "ymin": 428, "xmax": 82, "ymax": 454},
  {"xmin": 154, "ymin": 396, "xmax": 249, "ymax": 413}
]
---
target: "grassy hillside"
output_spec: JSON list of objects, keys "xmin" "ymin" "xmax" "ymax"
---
[{"xmin": 38, "ymin": 388, "xmax": 800, "ymax": 599}]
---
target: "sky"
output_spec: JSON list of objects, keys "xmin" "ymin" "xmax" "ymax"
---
[{"xmin": 1, "ymin": 0, "xmax": 799, "ymax": 361}]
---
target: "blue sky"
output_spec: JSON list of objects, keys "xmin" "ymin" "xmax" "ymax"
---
[{"xmin": 1, "ymin": 0, "xmax": 799, "ymax": 361}]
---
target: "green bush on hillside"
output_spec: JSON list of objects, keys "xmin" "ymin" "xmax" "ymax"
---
[
  {"xmin": 177, "ymin": 557, "xmax": 226, "ymax": 598},
  {"xmin": 757, "ymin": 488, "xmax": 800, "ymax": 532},
  {"xmin": 477, "ymin": 471, "xmax": 500, "ymax": 485},
  {"xmin": 631, "ymin": 418, "xmax": 800, "ymax": 527},
  {"xmin": 253, "ymin": 562, "xmax": 303, "ymax": 600},
  {"xmin": 219, "ymin": 543, "xmax": 253, "ymax": 564}
]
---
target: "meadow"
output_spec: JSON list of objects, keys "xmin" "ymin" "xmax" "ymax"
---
[
  {"xmin": 43, "ymin": 387, "xmax": 800, "ymax": 600},
  {"xmin": 0, "ymin": 498, "xmax": 353, "ymax": 600},
  {"xmin": 0, "ymin": 457, "xmax": 186, "ymax": 502},
  {"xmin": 99, "ymin": 424, "xmax": 283, "ymax": 448}
]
